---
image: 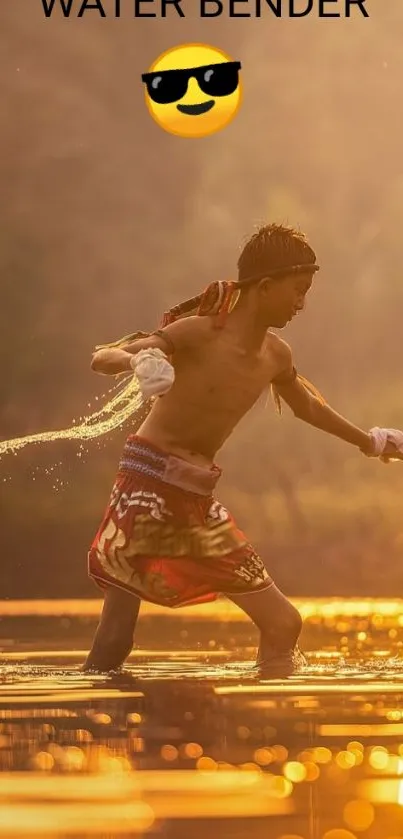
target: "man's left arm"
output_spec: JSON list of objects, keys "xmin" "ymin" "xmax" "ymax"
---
[
  {"xmin": 275, "ymin": 373, "xmax": 374, "ymax": 454},
  {"xmin": 270, "ymin": 339, "xmax": 401, "ymax": 459}
]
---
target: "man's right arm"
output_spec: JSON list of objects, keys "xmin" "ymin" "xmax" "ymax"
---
[{"xmin": 90, "ymin": 316, "xmax": 204, "ymax": 375}]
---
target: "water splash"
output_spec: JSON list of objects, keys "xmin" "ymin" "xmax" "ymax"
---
[{"xmin": 0, "ymin": 374, "xmax": 143, "ymax": 459}]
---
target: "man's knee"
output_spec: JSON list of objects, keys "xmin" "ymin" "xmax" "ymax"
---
[
  {"xmin": 284, "ymin": 604, "xmax": 303, "ymax": 640},
  {"xmin": 267, "ymin": 602, "xmax": 302, "ymax": 645}
]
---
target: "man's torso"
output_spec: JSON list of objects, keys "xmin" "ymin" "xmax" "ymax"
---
[{"xmin": 137, "ymin": 321, "xmax": 282, "ymax": 467}]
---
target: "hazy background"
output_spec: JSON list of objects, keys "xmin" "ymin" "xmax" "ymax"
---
[{"xmin": 1, "ymin": 0, "xmax": 403, "ymax": 599}]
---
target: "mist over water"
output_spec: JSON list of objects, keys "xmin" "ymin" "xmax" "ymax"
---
[{"xmin": 2, "ymin": 0, "xmax": 403, "ymax": 597}]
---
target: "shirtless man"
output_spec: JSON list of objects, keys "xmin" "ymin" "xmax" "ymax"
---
[{"xmin": 83, "ymin": 224, "xmax": 401, "ymax": 676}]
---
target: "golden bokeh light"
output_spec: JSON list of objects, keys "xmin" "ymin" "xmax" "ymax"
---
[
  {"xmin": 31, "ymin": 752, "xmax": 55, "ymax": 771},
  {"xmin": 196, "ymin": 756, "xmax": 218, "ymax": 771},
  {"xmin": 160, "ymin": 745, "xmax": 179, "ymax": 762},
  {"xmin": 347, "ymin": 742, "xmax": 364, "ymax": 753},
  {"xmin": 63, "ymin": 747, "xmax": 86, "ymax": 772},
  {"xmin": 369, "ymin": 747, "xmax": 389, "ymax": 770},
  {"xmin": 283, "ymin": 761, "xmax": 307, "ymax": 783},
  {"xmin": 92, "ymin": 713, "xmax": 112, "ymax": 725},
  {"xmin": 271, "ymin": 745, "xmax": 289, "ymax": 762},
  {"xmin": 269, "ymin": 776, "xmax": 293, "ymax": 798},
  {"xmin": 254, "ymin": 747, "xmax": 274, "ymax": 766},
  {"xmin": 127, "ymin": 713, "xmax": 142, "ymax": 725},
  {"xmin": 336, "ymin": 751, "xmax": 356, "ymax": 770},
  {"xmin": 182, "ymin": 743, "xmax": 203, "ymax": 759},
  {"xmin": 239, "ymin": 762, "xmax": 262, "ymax": 772},
  {"xmin": 343, "ymin": 799, "xmax": 375, "ymax": 831},
  {"xmin": 312, "ymin": 747, "xmax": 332, "ymax": 764},
  {"xmin": 303, "ymin": 762, "xmax": 321, "ymax": 782}
]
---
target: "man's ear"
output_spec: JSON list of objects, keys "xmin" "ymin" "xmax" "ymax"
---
[{"xmin": 257, "ymin": 276, "xmax": 274, "ymax": 294}]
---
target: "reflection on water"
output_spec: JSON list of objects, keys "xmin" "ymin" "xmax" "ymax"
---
[{"xmin": 1, "ymin": 599, "xmax": 403, "ymax": 838}]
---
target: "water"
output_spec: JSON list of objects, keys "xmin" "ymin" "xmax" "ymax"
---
[
  {"xmin": 0, "ymin": 374, "xmax": 142, "ymax": 459},
  {"xmin": 1, "ymin": 598, "xmax": 403, "ymax": 838}
]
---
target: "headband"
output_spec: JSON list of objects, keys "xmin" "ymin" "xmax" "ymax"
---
[{"xmin": 237, "ymin": 263, "xmax": 320, "ymax": 286}]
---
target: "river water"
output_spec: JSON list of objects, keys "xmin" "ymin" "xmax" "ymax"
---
[{"xmin": 1, "ymin": 598, "xmax": 403, "ymax": 838}]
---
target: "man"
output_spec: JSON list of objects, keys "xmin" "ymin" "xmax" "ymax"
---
[{"xmin": 84, "ymin": 223, "xmax": 402, "ymax": 676}]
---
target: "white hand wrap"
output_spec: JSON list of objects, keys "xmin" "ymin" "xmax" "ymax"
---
[
  {"xmin": 368, "ymin": 427, "xmax": 403, "ymax": 458},
  {"xmin": 130, "ymin": 348, "xmax": 175, "ymax": 400}
]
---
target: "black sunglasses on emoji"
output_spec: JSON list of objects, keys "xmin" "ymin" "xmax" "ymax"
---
[{"xmin": 141, "ymin": 61, "xmax": 242, "ymax": 105}]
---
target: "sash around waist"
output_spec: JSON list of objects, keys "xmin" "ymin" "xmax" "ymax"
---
[{"xmin": 118, "ymin": 436, "xmax": 222, "ymax": 496}]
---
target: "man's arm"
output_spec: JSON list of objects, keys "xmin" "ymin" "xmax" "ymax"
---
[
  {"xmin": 271, "ymin": 339, "xmax": 374, "ymax": 454},
  {"xmin": 91, "ymin": 316, "xmax": 203, "ymax": 376}
]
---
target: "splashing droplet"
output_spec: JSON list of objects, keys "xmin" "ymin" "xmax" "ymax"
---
[{"xmin": 0, "ymin": 375, "xmax": 143, "ymax": 459}]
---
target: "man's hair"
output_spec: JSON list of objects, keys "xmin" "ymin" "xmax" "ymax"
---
[{"xmin": 238, "ymin": 223, "xmax": 318, "ymax": 284}]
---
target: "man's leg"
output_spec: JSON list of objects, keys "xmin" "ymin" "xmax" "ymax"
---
[
  {"xmin": 227, "ymin": 583, "xmax": 305, "ymax": 675},
  {"xmin": 82, "ymin": 586, "xmax": 141, "ymax": 672}
]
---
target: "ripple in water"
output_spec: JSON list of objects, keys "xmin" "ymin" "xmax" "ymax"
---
[{"xmin": 2, "ymin": 651, "xmax": 403, "ymax": 690}]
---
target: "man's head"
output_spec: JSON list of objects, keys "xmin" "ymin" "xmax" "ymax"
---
[{"xmin": 237, "ymin": 224, "xmax": 319, "ymax": 328}]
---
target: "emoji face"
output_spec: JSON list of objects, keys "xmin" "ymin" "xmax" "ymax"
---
[{"xmin": 142, "ymin": 44, "xmax": 242, "ymax": 139}]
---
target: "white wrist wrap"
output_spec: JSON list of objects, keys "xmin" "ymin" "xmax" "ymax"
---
[
  {"xmin": 130, "ymin": 348, "xmax": 175, "ymax": 400},
  {"xmin": 368, "ymin": 426, "xmax": 403, "ymax": 457}
]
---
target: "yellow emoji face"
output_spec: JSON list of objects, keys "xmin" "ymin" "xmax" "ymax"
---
[{"xmin": 142, "ymin": 44, "xmax": 242, "ymax": 139}]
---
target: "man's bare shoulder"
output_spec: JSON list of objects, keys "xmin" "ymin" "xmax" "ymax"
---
[
  {"xmin": 265, "ymin": 331, "xmax": 293, "ymax": 362},
  {"xmin": 264, "ymin": 331, "xmax": 294, "ymax": 379},
  {"xmin": 156, "ymin": 315, "xmax": 213, "ymax": 352}
]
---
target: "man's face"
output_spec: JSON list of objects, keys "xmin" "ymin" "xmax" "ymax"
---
[{"xmin": 259, "ymin": 272, "xmax": 313, "ymax": 328}]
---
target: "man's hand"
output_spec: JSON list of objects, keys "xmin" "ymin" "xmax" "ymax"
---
[
  {"xmin": 381, "ymin": 440, "xmax": 403, "ymax": 462},
  {"xmin": 365, "ymin": 428, "xmax": 403, "ymax": 463}
]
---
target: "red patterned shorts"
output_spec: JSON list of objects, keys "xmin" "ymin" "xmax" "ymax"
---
[{"xmin": 88, "ymin": 435, "xmax": 273, "ymax": 608}]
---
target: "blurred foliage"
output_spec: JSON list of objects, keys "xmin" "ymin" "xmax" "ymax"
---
[{"xmin": 1, "ymin": 1, "xmax": 403, "ymax": 597}]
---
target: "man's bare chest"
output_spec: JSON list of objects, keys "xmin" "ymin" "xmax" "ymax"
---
[{"xmin": 175, "ymin": 344, "xmax": 270, "ymax": 408}]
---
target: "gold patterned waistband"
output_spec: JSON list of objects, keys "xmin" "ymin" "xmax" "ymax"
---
[{"xmin": 119, "ymin": 436, "xmax": 222, "ymax": 496}]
